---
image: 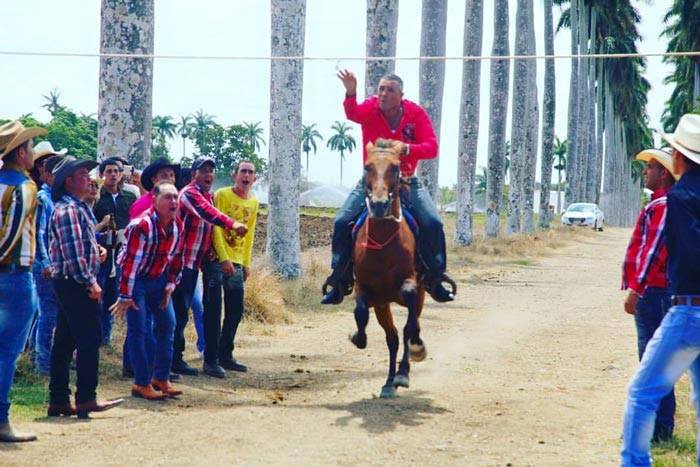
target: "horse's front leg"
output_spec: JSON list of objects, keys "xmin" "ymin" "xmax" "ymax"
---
[
  {"xmin": 374, "ymin": 304, "xmax": 399, "ymax": 398},
  {"xmin": 394, "ymin": 279, "xmax": 422, "ymax": 388},
  {"xmin": 349, "ymin": 292, "xmax": 369, "ymax": 349}
]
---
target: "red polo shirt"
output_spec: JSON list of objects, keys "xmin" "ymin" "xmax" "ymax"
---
[{"xmin": 343, "ymin": 95, "xmax": 438, "ymax": 177}]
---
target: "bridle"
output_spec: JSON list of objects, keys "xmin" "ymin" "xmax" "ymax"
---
[{"xmin": 360, "ymin": 155, "xmax": 403, "ymax": 250}]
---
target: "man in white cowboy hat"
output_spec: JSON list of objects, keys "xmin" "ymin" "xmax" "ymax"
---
[
  {"xmin": 621, "ymin": 113, "xmax": 700, "ymax": 466},
  {"xmin": 33, "ymin": 154, "xmax": 66, "ymax": 375},
  {"xmin": 47, "ymin": 156, "xmax": 124, "ymax": 419},
  {"xmin": 621, "ymin": 147, "xmax": 678, "ymax": 446},
  {"xmin": 29, "ymin": 141, "xmax": 67, "ymax": 186},
  {"xmin": 0, "ymin": 120, "xmax": 45, "ymax": 442}
]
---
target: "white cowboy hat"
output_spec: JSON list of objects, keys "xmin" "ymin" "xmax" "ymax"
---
[
  {"xmin": 33, "ymin": 140, "xmax": 68, "ymax": 163},
  {"xmin": 635, "ymin": 148, "xmax": 680, "ymax": 181},
  {"xmin": 0, "ymin": 120, "xmax": 47, "ymax": 159},
  {"xmin": 661, "ymin": 113, "xmax": 700, "ymax": 166}
]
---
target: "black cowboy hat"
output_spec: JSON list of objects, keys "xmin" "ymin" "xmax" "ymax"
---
[
  {"xmin": 51, "ymin": 156, "xmax": 99, "ymax": 201},
  {"xmin": 141, "ymin": 158, "xmax": 181, "ymax": 192}
]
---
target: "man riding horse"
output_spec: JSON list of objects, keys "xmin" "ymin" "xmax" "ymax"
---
[{"xmin": 321, "ymin": 70, "xmax": 455, "ymax": 305}]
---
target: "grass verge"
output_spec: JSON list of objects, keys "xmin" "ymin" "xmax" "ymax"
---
[{"xmin": 652, "ymin": 375, "xmax": 696, "ymax": 466}]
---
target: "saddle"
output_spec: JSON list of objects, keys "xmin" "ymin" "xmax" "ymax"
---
[{"xmin": 351, "ymin": 205, "xmax": 420, "ymax": 241}]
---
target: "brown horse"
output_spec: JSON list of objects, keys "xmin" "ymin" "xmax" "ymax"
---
[{"xmin": 349, "ymin": 139, "xmax": 427, "ymax": 398}]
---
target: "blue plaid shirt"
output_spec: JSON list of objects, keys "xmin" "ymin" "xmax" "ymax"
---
[
  {"xmin": 34, "ymin": 183, "xmax": 54, "ymax": 271},
  {"xmin": 49, "ymin": 193, "xmax": 101, "ymax": 285}
]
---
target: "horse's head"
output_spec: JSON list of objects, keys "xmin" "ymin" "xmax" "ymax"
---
[{"xmin": 364, "ymin": 139, "xmax": 403, "ymax": 219}]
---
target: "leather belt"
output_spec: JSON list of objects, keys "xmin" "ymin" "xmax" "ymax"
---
[
  {"xmin": 672, "ymin": 295, "xmax": 700, "ymax": 307},
  {"xmin": 0, "ymin": 264, "xmax": 30, "ymax": 273}
]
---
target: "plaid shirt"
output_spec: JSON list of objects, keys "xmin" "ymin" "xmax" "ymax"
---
[
  {"xmin": 49, "ymin": 194, "xmax": 101, "ymax": 285},
  {"xmin": 0, "ymin": 164, "xmax": 38, "ymax": 267},
  {"xmin": 622, "ymin": 187, "xmax": 670, "ymax": 295},
  {"xmin": 179, "ymin": 181, "xmax": 234, "ymax": 270},
  {"xmin": 117, "ymin": 208, "xmax": 185, "ymax": 299},
  {"xmin": 35, "ymin": 183, "xmax": 54, "ymax": 270}
]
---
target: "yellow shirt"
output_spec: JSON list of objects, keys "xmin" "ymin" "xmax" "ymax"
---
[{"xmin": 212, "ymin": 187, "xmax": 258, "ymax": 267}]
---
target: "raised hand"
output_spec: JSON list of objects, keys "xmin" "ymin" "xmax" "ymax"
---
[{"xmin": 337, "ymin": 69, "xmax": 357, "ymax": 96}]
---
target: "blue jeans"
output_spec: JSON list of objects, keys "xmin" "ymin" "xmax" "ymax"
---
[
  {"xmin": 331, "ymin": 177, "xmax": 446, "ymax": 275},
  {"xmin": 633, "ymin": 287, "xmax": 675, "ymax": 440},
  {"xmin": 33, "ymin": 265, "xmax": 60, "ymax": 374},
  {"xmin": 0, "ymin": 270, "xmax": 37, "ymax": 422},
  {"xmin": 192, "ymin": 278, "xmax": 205, "ymax": 353},
  {"xmin": 97, "ymin": 262, "xmax": 120, "ymax": 344},
  {"xmin": 172, "ymin": 267, "xmax": 199, "ymax": 364},
  {"xmin": 621, "ymin": 305, "xmax": 700, "ymax": 466},
  {"xmin": 127, "ymin": 275, "xmax": 176, "ymax": 386}
]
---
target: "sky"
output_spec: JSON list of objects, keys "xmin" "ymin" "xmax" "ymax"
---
[{"xmin": 0, "ymin": 0, "xmax": 675, "ymax": 188}]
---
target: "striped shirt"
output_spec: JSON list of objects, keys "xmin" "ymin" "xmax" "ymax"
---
[
  {"xmin": 0, "ymin": 164, "xmax": 38, "ymax": 267},
  {"xmin": 35, "ymin": 183, "xmax": 54, "ymax": 270},
  {"xmin": 622, "ymin": 186, "xmax": 670, "ymax": 294},
  {"xmin": 49, "ymin": 194, "xmax": 101, "ymax": 285},
  {"xmin": 179, "ymin": 181, "xmax": 234, "ymax": 270},
  {"xmin": 117, "ymin": 208, "xmax": 185, "ymax": 299}
]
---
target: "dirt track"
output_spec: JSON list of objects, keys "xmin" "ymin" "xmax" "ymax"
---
[{"xmin": 2, "ymin": 228, "xmax": 637, "ymax": 466}]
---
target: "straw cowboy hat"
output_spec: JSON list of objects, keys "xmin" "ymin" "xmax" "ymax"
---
[
  {"xmin": 33, "ymin": 140, "xmax": 68, "ymax": 164},
  {"xmin": 661, "ymin": 113, "xmax": 700, "ymax": 166},
  {"xmin": 0, "ymin": 120, "xmax": 47, "ymax": 159},
  {"xmin": 635, "ymin": 148, "xmax": 680, "ymax": 181},
  {"xmin": 51, "ymin": 156, "xmax": 99, "ymax": 202}
]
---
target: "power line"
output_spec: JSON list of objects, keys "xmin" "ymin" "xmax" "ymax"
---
[{"xmin": 0, "ymin": 50, "xmax": 699, "ymax": 61}]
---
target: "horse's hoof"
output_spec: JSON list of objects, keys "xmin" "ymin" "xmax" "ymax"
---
[
  {"xmin": 392, "ymin": 374, "xmax": 409, "ymax": 388},
  {"xmin": 380, "ymin": 385, "xmax": 397, "ymax": 399},
  {"xmin": 409, "ymin": 342, "xmax": 427, "ymax": 362},
  {"xmin": 349, "ymin": 332, "xmax": 367, "ymax": 349}
]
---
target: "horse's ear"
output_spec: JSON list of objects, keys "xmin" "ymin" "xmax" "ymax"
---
[{"xmin": 366, "ymin": 142, "xmax": 375, "ymax": 153}]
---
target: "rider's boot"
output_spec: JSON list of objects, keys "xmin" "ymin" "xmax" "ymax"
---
[
  {"xmin": 426, "ymin": 272, "xmax": 456, "ymax": 303},
  {"xmin": 321, "ymin": 261, "xmax": 354, "ymax": 305}
]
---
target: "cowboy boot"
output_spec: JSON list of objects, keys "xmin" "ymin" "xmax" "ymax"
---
[
  {"xmin": 426, "ymin": 272, "xmax": 457, "ymax": 303},
  {"xmin": 47, "ymin": 402, "xmax": 76, "ymax": 417},
  {"xmin": 321, "ymin": 262, "xmax": 354, "ymax": 305},
  {"xmin": 151, "ymin": 379, "xmax": 183, "ymax": 398},
  {"xmin": 75, "ymin": 398, "xmax": 125, "ymax": 419},
  {"xmin": 131, "ymin": 384, "xmax": 168, "ymax": 401},
  {"xmin": 0, "ymin": 423, "xmax": 37, "ymax": 443}
]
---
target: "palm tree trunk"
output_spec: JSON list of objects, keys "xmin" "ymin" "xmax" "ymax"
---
[
  {"xmin": 585, "ymin": 8, "xmax": 597, "ymax": 203},
  {"xmin": 521, "ymin": 0, "xmax": 538, "ymax": 233},
  {"xmin": 305, "ymin": 151, "xmax": 310, "ymax": 183},
  {"xmin": 455, "ymin": 0, "xmax": 484, "ymax": 246},
  {"xmin": 505, "ymin": 0, "xmax": 529, "ymax": 236},
  {"xmin": 594, "ymin": 59, "xmax": 604, "ymax": 205},
  {"xmin": 417, "ymin": 0, "xmax": 447, "ymax": 203},
  {"xmin": 485, "ymin": 0, "xmax": 510, "ymax": 238},
  {"xmin": 564, "ymin": 0, "xmax": 579, "ymax": 207},
  {"xmin": 98, "ymin": 0, "xmax": 154, "ymax": 167},
  {"xmin": 365, "ymin": 0, "xmax": 399, "ymax": 97},
  {"xmin": 267, "ymin": 0, "xmax": 306, "ymax": 278},
  {"xmin": 340, "ymin": 150, "xmax": 344, "ymax": 185},
  {"xmin": 538, "ymin": 0, "xmax": 555, "ymax": 229},
  {"xmin": 575, "ymin": 3, "xmax": 589, "ymax": 202},
  {"xmin": 181, "ymin": 136, "xmax": 186, "ymax": 161}
]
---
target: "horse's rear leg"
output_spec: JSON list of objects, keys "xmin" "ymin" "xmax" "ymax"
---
[
  {"xmin": 349, "ymin": 293, "xmax": 369, "ymax": 349},
  {"xmin": 394, "ymin": 279, "xmax": 424, "ymax": 389},
  {"xmin": 374, "ymin": 304, "xmax": 398, "ymax": 398}
]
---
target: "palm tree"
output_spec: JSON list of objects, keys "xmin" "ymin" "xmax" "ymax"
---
[
  {"xmin": 455, "ymin": 0, "xmax": 484, "ymax": 246},
  {"xmin": 242, "ymin": 121, "xmax": 266, "ymax": 152},
  {"xmin": 177, "ymin": 115, "xmax": 193, "ymax": 160},
  {"xmin": 191, "ymin": 109, "xmax": 216, "ymax": 143},
  {"xmin": 152, "ymin": 115, "xmax": 177, "ymax": 143},
  {"xmin": 268, "ymin": 0, "xmax": 306, "ymax": 278},
  {"xmin": 327, "ymin": 121, "xmax": 356, "ymax": 186},
  {"xmin": 552, "ymin": 137, "xmax": 567, "ymax": 214},
  {"xmin": 301, "ymin": 123, "xmax": 323, "ymax": 182},
  {"xmin": 539, "ymin": 0, "xmax": 556, "ymax": 229},
  {"xmin": 42, "ymin": 89, "xmax": 63, "ymax": 116},
  {"xmin": 97, "ymin": 0, "xmax": 154, "ymax": 166},
  {"xmin": 365, "ymin": 0, "xmax": 399, "ymax": 97},
  {"xmin": 417, "ymin": 0, "xmax": 448, "ymax": 203},
  {"xmin": 485, "ymin": 0, "xmax": 510, "ymax": 238},
  {"xmin": 521, "ymin": 0, "xmax": 539, "ymax": 233},
  {"xmin": 563, "ymin": 0, "xmax": 580, "ymax": 206}
]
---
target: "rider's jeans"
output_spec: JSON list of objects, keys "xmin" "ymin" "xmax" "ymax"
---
[
  {"xmin": 330, "ymin": 177, "xmax": 446, "ymax": 275},
  {"xmin": 621, "ymin": 305, "xmax": 700, "ymax": 466}
]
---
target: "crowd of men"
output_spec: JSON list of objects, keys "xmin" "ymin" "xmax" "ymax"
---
[{"xmin": 0, "ymin": 119, "xmax": 259, "ymax": 441}]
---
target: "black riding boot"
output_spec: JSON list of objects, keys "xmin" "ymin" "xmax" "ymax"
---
[{"xmin": 321, "ymin": 261, "xmax": 354, "ymax": 305}]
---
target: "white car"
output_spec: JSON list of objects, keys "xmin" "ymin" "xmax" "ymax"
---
[{"xmin": 561, "ymin": 203, "xmax": 605, "ymax": 231}]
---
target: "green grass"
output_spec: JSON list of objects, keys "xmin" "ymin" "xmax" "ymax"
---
[
  {"xmin": 652, "ymin": 376, "xmax": 696, "ymax": 466},
  {"xmin": 9, "ymin": 354, "xmax": 48, "ymax": 420}
]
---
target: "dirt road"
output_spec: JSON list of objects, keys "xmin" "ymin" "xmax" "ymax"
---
[{"xmin": 2, "ymin": 228, "xmax": 637, "ymax": 466}]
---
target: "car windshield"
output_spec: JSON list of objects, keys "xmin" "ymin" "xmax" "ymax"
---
[{"xmin": 567, "ymin": 204, "xmax": 595, "ymax": 213}]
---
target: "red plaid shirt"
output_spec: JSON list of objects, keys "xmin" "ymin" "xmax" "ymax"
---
[
  {"xmin": 343, "ymin": 95, "xmax": 438, "ymax": 177},
  {"xmin": 622, "ymin": 187, "xmax": 670, "ymax": 295},
  {"xmin": 179, "ymin": 181, "xmax": 234, "ymax": 270},
  {"xmin": 117, "ymin": 208, "xmax": 185, "ymax": 299}
]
